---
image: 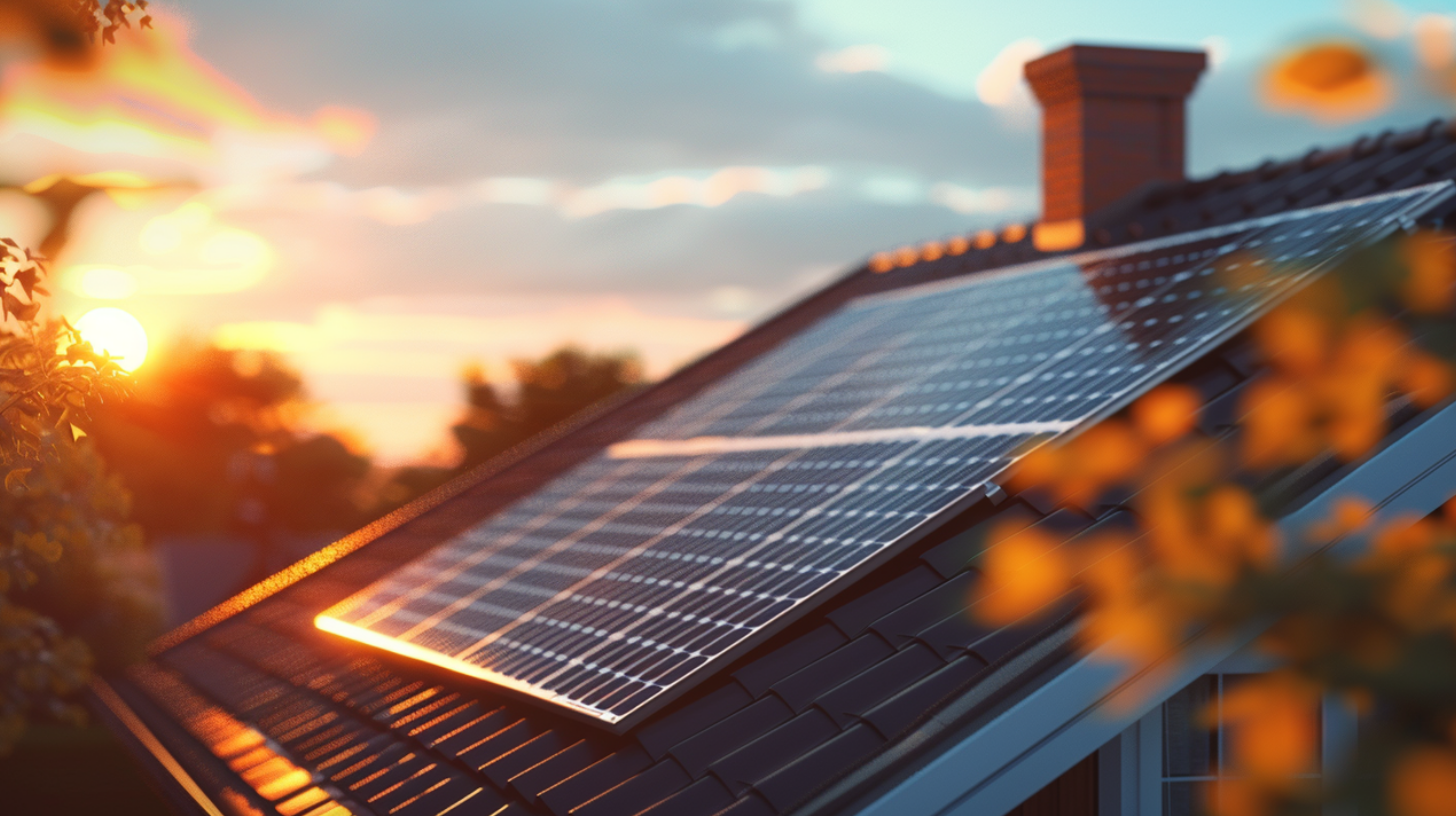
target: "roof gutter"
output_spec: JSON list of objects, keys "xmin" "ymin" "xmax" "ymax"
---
[
  {"xmin": 90, "ymin": 678, "xmax": 227, "ymax": 816},
  {"xmin": 802, "ymin": 398, "xmax": 1456, "ymax": 816}
]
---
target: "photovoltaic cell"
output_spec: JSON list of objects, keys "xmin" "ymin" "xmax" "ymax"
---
[{"xmin": 317, "ymin": 183, "xmax": 1453, "ymax": 727}]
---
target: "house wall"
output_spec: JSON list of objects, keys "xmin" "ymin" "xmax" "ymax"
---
[{"xmin": 1008, "ymin": 752, "xmax": 1100, "ymax": 816}]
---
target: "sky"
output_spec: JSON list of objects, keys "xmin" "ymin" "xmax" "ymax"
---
[{"xmin": 1, "ymin": 0, "xmax": 1455, "ymax": 463}]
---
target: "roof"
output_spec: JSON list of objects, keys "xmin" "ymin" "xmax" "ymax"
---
[{"xmin": 93, "ymin": 116, "xmax": 1456, "ymax": 816}]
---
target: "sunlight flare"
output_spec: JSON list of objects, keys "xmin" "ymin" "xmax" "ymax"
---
[{"xmin": 75, "ymin": 307, "xmax": 149, "ymax": 371}]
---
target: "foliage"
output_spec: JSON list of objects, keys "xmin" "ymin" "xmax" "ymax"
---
[
  {"xmin": 375, "ymin": 346, "xmax": 643, "ymax": 512},
  {"xmin": 0, "ymin": 0, "xmax": 150, "ymax": 65},
  {"xmin": 973, "ymin": 230, "xmax": 1456, "ymax": 816},
  {"xmin": 85, "ymin": 341, "xmax": 371, "ymax": 538},
  {"xmin": 0, "ymin": 246, "xmax": 154, "ymax": 753},
  {"xmin": 454, "ymin": 347, "xmax": 643, "ymax": 472}
]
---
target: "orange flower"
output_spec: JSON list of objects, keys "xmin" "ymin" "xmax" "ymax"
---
[
  {"xmin": 973, "ymin": 521, "xmax": 1071, "ymax": 626},
  {"xmin": 1240, "ymin": 377, "xmax": 1319, "ymax": 469},
  {"xmin": 1220, "ymin": 674, "xmax": 1322, "ymax": 785},
  {"xmin": 1261, "ymin": 41, "xmax": 1393, "ymax": 123},
  {"xmin": 1133, "ymin": 384, "xmax": 1202, "ymax": 445},
  {"xmin": 1391, "ymin": 747, "xmax": 1456, "ymax": 816},
  {"xmin": 1400, "ymin": 231, "xmax": 1456, "ymax": 315},
  {"xmin": 1401, "ymin": 352, "xmax": 1455, "ymax": 409}
]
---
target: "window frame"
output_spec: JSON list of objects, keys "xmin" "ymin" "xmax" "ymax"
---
[{"xmin": 1097, "ymin": 650, "xmax": 1358, "ymax": 816}]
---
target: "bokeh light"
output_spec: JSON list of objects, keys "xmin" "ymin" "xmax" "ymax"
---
[{"xmin": 75, "ymin": 306, "xmax": 149, "ymax": 371}]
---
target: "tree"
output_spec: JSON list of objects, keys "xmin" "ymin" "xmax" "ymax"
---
[
  {"xmin": 0, "ymin": 0, "xmax": 167, "ymax": 753},
  {"xmin": 454, "ymin": 347, "xmax": 643, "ymax": 471},
  {"xmin": 374, "ymin": 347, "xmax": 643, "ymax": 512},
  {"xmin": 84, "ymin": 341, "xmax": 371, "ymax": 587}
]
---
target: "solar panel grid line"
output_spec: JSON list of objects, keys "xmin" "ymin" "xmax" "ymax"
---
[
  {"xmin": 645, "ymin": 299, "xmax": 913, "ymax": 440},
  {"xmin": 921, "ymin": 194, "xmax": 1414, "ymax": 432},
  {"xmin": 317, "ymin": 182, "xmax": 1455, "ymax": 729},
  {"xmin": 338, "ymin": 458, "xmax": 666, "ymax": 634},
  {"xmin": 386, "ymin": 447, "xmax": 832, "ymax": 655},
  {"xmin": 343, "ymin": 293, "xmax": 1080, "ymax": 648},
  {"xmin": 952, "ymin": 190, "xmax": 1430, "ymax": 442},
  {"xmin": 642, "ymin": 269, "xmax": 1082, "ymax": 440},
  {"xmin": 449, "ymin": 438, "xmax": 1008, "ymax": 704}
]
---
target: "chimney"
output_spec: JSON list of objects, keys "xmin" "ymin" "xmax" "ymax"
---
[{"xmin": 1025, "ymin": 45, "xmax": 1207, "ymax": 245}]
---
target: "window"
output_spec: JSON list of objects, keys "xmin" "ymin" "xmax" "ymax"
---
[
  {"xmin": 1097, "ymin": 653, "xmax": 1356, "ymax": 816},
  {"xmin": 1161, "ymin": 674, "xmax": 1321, "ymax": 816}
]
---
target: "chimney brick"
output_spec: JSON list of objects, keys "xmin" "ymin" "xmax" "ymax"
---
[{"xmin": 1025, "ymin": 45, "xmax": 1207, "ymax": 223}]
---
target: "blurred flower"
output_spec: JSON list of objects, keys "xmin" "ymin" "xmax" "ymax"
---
[
  {"xmin": 1392, "ymin": 747, "xmax": 1456, "ymax": 816},
  {"xmin": 1261, "ymin": 41, "xmax": 1394, "ymax": 124},
  {"xmin": 973, "ymin": 518, "xmax": 1071, "ymax": 626},
  {"xmin": 1218, "ymin": 674, "xmax": 1322, "ymax": 785}
]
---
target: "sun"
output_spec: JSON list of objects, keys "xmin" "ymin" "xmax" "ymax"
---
[{"xmin": 75, "ymin": 307, "xmax": 149, "ymax": 371}]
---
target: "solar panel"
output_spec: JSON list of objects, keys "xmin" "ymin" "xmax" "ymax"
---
[{"xmin": 317, "ymin": 182, "xmax": 1453, "ymax": 728}]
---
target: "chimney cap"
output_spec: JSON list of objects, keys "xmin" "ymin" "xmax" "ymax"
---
[{"xmin": 1025, "ymin": 44, "xmax": 1207, "ymax": 106}]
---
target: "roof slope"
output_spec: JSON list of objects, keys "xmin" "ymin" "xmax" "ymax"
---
[{"xmin": 94, "ymin": 117, "xmax": 1456, "ymax": 816}]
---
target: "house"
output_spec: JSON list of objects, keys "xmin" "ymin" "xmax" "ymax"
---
[{"xmin": 93, "ymin": 44, "xmax": 1456, "ymax": 816}]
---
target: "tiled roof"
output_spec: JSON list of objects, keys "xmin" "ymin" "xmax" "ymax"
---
[
  {"xmin": 871, "ymin": 118, "xmax": 1456, "ymax": 278},
  {"xmin": 94, "ymin": 117, "xmax": 1456, "ymax": 816}
]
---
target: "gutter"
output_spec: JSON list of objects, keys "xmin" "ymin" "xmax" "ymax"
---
[{"xmin": 89, "ymin": 678, "xmax": 226, "ymax": 816}]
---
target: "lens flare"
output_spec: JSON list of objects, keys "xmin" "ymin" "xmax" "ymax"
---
[
  {"xmin": 74, "ymin": 267, "xmax": 138, "ymax": 299},
  {"xmin": 75, "ymin": 307, "xmax": 149, "ymax": 371}
]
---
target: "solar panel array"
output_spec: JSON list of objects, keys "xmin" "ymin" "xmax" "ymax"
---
[{"xmin": 318, "ymin": 183, "xmax": 1452, "ymax": 727}]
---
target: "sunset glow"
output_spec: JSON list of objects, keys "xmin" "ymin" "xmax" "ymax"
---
[{"xmin": 75, "ymin": 307, "xmax": 149, "ymax": 371}]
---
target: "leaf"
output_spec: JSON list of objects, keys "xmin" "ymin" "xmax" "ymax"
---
[
  {"xmin": 16, "ymin": 532, "xmax": 61, "ymax": 563},
  {"xmin": 11, "ymin": 268, "xmax": 37, "ymax": 298},
  {"xmin": 4, "ymin": 468, "xmax": 30, "ymax": 493}
]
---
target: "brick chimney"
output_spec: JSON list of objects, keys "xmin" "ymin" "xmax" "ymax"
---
[{"xmin": 1025, "ymin": 45, "xmax": 1207, "ymax": 238}]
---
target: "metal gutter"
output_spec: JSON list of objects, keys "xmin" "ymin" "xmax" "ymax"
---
[
  {"xmin": 839, "ymin": 398, "xmax": 1456, "ymax": 816},
  {"xmin": 90, "ymin": 678, "xmax": 226, "ymax": 816}
]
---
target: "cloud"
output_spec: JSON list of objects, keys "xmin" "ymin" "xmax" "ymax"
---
[
  {"xmin": 1413, "ymin": 14, "xmax": 1456, "ymax": 70},
  {"xmin": 976, "ymin": 38, "xmax": 1045, "ymax": 108},
  {"xmin": 211, "ymin": 295, "xmax": 752, "ymax": 463},
  {"xmin": 181, "ymin": 0, "xmax": 1033, "ymax": 189},
  {"xmin": 815, "ymin": 44, "xmax": 890, "ymax": 74},
  {"xmin": 929, "ymin": 183, "xmax": 1036, "ymax": 216}
]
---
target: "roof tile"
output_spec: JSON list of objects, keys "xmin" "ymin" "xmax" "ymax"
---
[
  {"xmin": 712, "ymin": 794, "xmax": 776, "ymax": 816},
  {"xmin": 570, "ymin": 759, "xmax": 691, "ymax": 816},
  {"xmin": 968, "ymin": 620, "xmax": 1046, "ymax": 665},
  {"xmin": 431, "ymin": 708, "xmax": 516, "ymax": 758},
  {"xmin": 638, "ymin": 776, "xmax": 737, "ymax": 816},
  {"xmin": 386, "ymin": 777, "xmax": 483, "ymax": 815},
  {"xmin": 537, "ymin": 747, "xmax": 652, "ymax": 816},
  {"xmin": 912, "ymin": 610, "xmax": 996, "ymax": 659},
  {"xmin": 730, "ymin": 625, "xmax": 847, "ymax": 698},
  {"xmin": 479, "ymin": 731, "xmax": 575, "ymax": 787},
  {"xmin": 859, "ymin": 653, "xmax": 989, "ymax": 739},
  {"xmin": 920, "ymin": 502, "xmax": 1039, "ymax": 578},
  {"xmin": 635, "ymin": 682, "xmax": 754, "ymax": 760},
  {"xmin": 812, "ymin": 643, "xmax": 943, "ymax": 727},
  {"xmin": 751, "ymin": 724, "xmax": 885, "ymax": 812},
  {"xmin": 708, "ymin": 709, "xmax": 840, "ymax": 795},
  {"xmin": 436, "ymin": 786, "xmax": 512, "ymax": 815},
  {"xmin": 868, "ymin": 572, "xmax": 978, "ymax": 644},
  {"xmin": 508, "ymin": 739, "xmax": 604, "ymax": 804},
  {"xmin": 824, "ymin": 565, "xmax": 943, "ymax": 638},
  {"xmin": 457, "ymin": 719, "xmax": 540, "ymax": 769},
  {"xmin": 668, "ymin": 696, "xmax": 794, "ymax": 776},
  {"xmin": 408, "ymin": 699, "xmax": 486, "ymax": 746},
  {"xmin": 768, "ymin": 634, "xmax": 894, "ymax": 712}
]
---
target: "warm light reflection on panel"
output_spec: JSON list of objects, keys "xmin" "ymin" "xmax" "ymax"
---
[{"xmin": 314, "ymin": 614, "xmax": 623, "ymax": 723}]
